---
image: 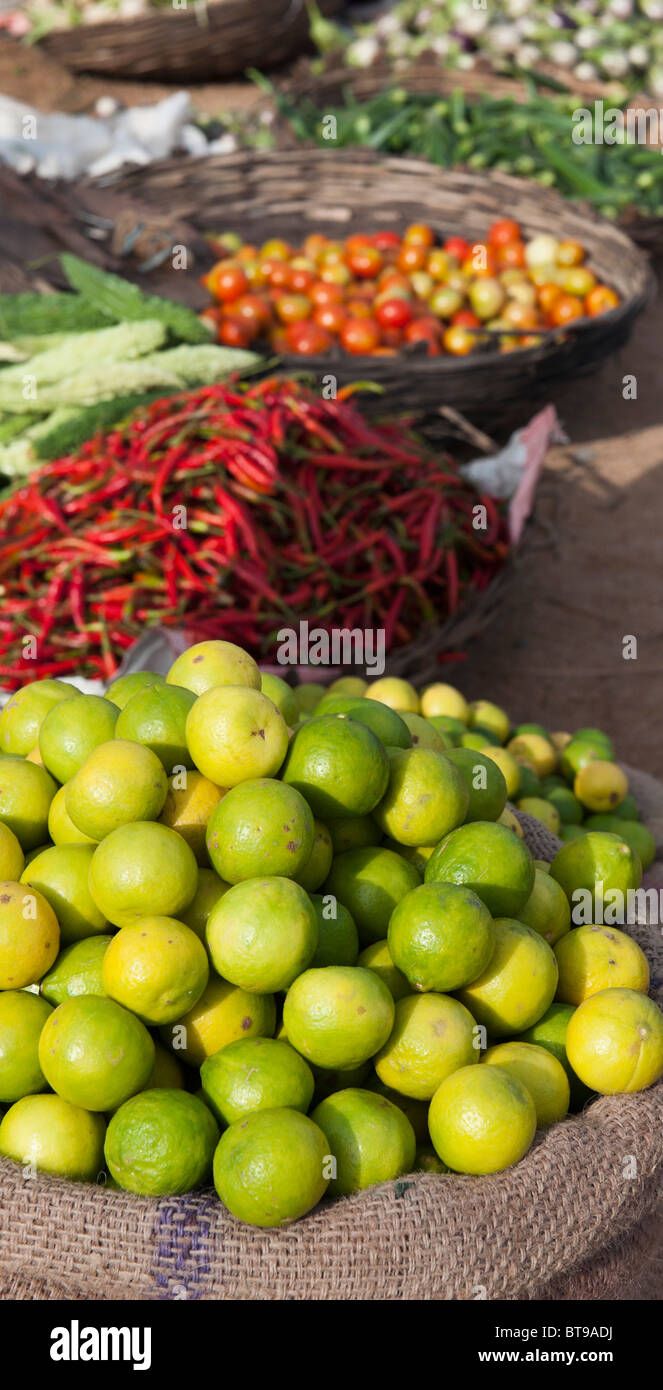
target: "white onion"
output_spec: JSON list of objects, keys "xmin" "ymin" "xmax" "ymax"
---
[
  {"xmin": 548, "ymin": 40, "xmax": 578, "ymax": 68},
  {"xmin": 574, "ymin": 60, "xmax": 600, "ymax": 81},
  {"xmin": 525, "ymin": 234, "xmax": 560, "ymax": 268},
  {"xmin": 515, "ymin": 42, "xmax": 542, "ymax": 65},
  {"xmin": 576, "ymin": 27, "xmax": 600, "ymax": 50},
  {"xmin": 600, "ymin": 50, "xmax": 631, "ymax": 78}
]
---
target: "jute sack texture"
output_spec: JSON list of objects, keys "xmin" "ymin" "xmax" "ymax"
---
[{"xmin": 0, "ymin": 764, "xmax": 661, "ymax": 1302}]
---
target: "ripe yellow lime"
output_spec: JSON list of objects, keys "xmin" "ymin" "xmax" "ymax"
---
[
  {"xmin": 328, "ymin": 676, "xmax": 367, "ymax": 698},
  {"xmin": 374, "ymin": 992, "xmax": 477, "ymax": 1100},
  {"xmin": 0, "ymin": 990, "xmax": 52, "ymax": 1101},
  {"xmin": 518, "ymin": 867, "xmax": 571, "ymax": 946},
  {"xmin": 105, "ymin": 1089, "xmax": 219, "ymax": 1196},
  {"xmin": 468, "ymin": 700, "xmax": 510, "ymax": 744},
  {"xmin": 102, "ymin": 916, "xmax": 209, "ymax": 1024},
  {"xmin": 283, "ymin": 965, "xmax": 395, "ymax": 1070},
  {"xmin": 554, "ymin": 925, "xmax": 650, "ymax": 1005},
  {"xmin": 0, "ymin": 822, "xmax": 24, "ymax": 880},
  {"xmin": 0, "ymin": 881, "xmax": 59, "ymax": 988},
  {"xmin": 574, "ymin": 760, "xmax": 629, "ymax": 813},
  {"xmin": 65, "ymin": 739, "xmax": 168, "ymax": 841},
  {"xmin": 357, "ymin": 939, "xmax": 409, "ymax": 1000},
  {"xmin": 39, "ymin": 694, "xmax": 119, "ymax": 784},
  {"xmin": 366, "ymin": 677, "xmax": 420, "ymax": 714},
  {"xmin": 281, "ymin": 715, "xmax": 389, "ymax": 820},
  {"xmin": 21, "ymin": 844, "xmax": 107, "ymax": 943},
  {"xmin": 206, "ymin": 877, "xmax": 317, "ymax": 993},
  {"xmin": 517, "ymin": 797, "xmax": 561, "ymax": 836},
  {"xmin": 498, "ymin": 808, "xmax": 524, "ymax": 838},
  {"xmin": 205, "ymin": 777, "xmax": 313, "ymax": 883},
  {"xmin": 38, "ymin": 995, "xmax": 155, "ymax": 1112},
  {"xmin": 372, "ymin": 747, "xmax": 469, "ymax": 847},
  {"xmin": 159, "ymin": 769, "xmax": 226, "ymax": 862},
  {"xmin": 481, "ymin": 1041, "xmax": 569, "ymax": 1126},
  {"xmin": 420, "ymin": 683, "xmax": 469, "ymax": 723},
  {"xmin": 388, "ymin": 882, "xmax": 495, "ymax": 993},
  {"xmin": 213, "ymin": 1107, "xmax": 329, "ymax": 1227},
  {"xmin": 167, "ymin": 640, "xmax": 261, "ymax": 696},
  {"xmin": 311, "ymin": 893, "xmax": 359, "ymax": 968},
  {"xmin": 115, "ymin": 683, "xmax": 197, "ymax": 773},
  {"xmin": 180, "ymin": 867, "xmax": 230, "ymax": 940},
  {"xmin": 186, "ymin": 685, "xmax": 289, "ymax": 787},
  {"xmin": 88, "ymin": 821, "xmax": 198, "ymax": 928},
  {"xmin": 399, "ymin": 713, "xmax": 445, "ymax": 750},
  {"xmin": 481, "ymin": 745, "xmax": 521, "ymax": 800},
  {"xmin": 159, "ymin": 976, "xmax": 276, "ymax": 1068},
  {"xmin": 0, "ymin": 757, "xmax": 57, "ymax": 850},
  {"xmin": 428, "ymin": 1065, "xmax": 536, "ymax": 1174},
  {"xmin": 456, "ymin": 917, "xmax": 558, "ymax": 1037},
  {"xmin": 47, "ymin": 785, "xmax": 97, "ymax": 846},
  {"xmin": 0, "ymin": 1093, "xmax": 105, "ymax": 1181},
  {"xmin": 507, "ymin": 733, "xmax": 556, "ymax": 778},
  {"xmin": 201, "ymin": 1036, "xmax": 314, "ymax": 1126},
  {"xmin": 312, "ymin": 1087, "xmax": 416, "ymax": 1196},
  {"xmin": 324, "ymin": 846, "xmax": 420, "ymax": 946},
  {"xmin": 40, "ymin": 934, "xmax": 113, "ymax": 1007},
  {"xmin": 0, "ymin": 679, "xmax": 77, "ymax": 756},
  {"xmin": 566, "ymin": 987, "xmax": 663, "ymax": 1093}
]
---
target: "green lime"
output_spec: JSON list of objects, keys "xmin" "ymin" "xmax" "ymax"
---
[
  {"xmin": 39, "ymin": 695, "xmax": 119, "ymax": 784},
  {"xmin": 582, "ymin": 816, "xmax": 655, "ymax": 869},
  {"xmin": 213, "ymin": 1107, "xmax": 329, "ymax": 1227},
  {"xmin": 513, "ymin": 723, "xmax": 549, "ymax": 740},
  {"xmin": 400, "ymin": 713, "xmax": 447, "ymax": 750},
  {"xmin": 310, "ymin": 893, "xmax": 359, "ymax": 967},
  {"xmin": 429, "ymin": 1065, "xmax": 536, "ymax": 1174},
  {"xmin": 316, "ymin": 696, "xmax": 412, "ymax": 750},
  {"xmin": 388, "ymin": 881, "xmax": 495, "ymax": 993},
  {"xmin": 206, "ymin": 778, "xmax": 314, "ymax": 883},
  {"xmin": 105, "ymin": 670, "xmax": 165, "ymax": 709},
  {"xmin": 324, "ymin": 846, "xmax": 420, "ymax": 946},
  {"xmin": 517, "ymin": 797, "xmax": 561, "ymax": 836},
  {"xmin": 159, "ymin": 976, "xmax": 276, "ymax": 1068},
  {"xmin": 281, "ymin": 714, "xmax": 389, "ymax": 820},
  {"xmin": 364, "ymin": 1075, "xmax": 430, "ymax": 1142},
  {"xmin": 560, "ymin": 737, "xmax": 609, "ymax": 782},
  {"xmin": 460, "ymin": 729, "xmax": 500, "ymax": 749},
  {"xmin": 294, "ymin": 820, "xmax": 333, "ymax": 893},
  {"xmin": 115, "ymin": 683, "xmax": 197, "ymax": 774},
  {"xmin": 550, "ymin": 831, "xmax": 642, "ymax": 916},
  {"xmin": 425, "ymin": 820, "xmax": 534, "ymax": 918},
  {"xmin": 0, "ymin": 680, "xmax": 77, "ymax": 757},
  {"xmin": 356, "ymin": 939, "xmax": 410, "ymax": 1000},
  {"xmin": 258, "ymin": 672, "xmax": 299, "ymax": 727},
  {"xmin": 102, "ymin": 917, "xmax": 209, "ymax": 1025},
  {"xmin": 40, "ymin": 934, "xmax": 113, "ymax": 1006},
  {"xmin": 0, "ymin": 990, "xmax": 52, "ymax": 1101},
  {"xmin": 560, "ymin": 824, "xmax": 586, "ymax": 842},
  {"xmin": 88, "ymin": 821, "xmax": 198, "ymax": 928},
  {"xmin": 425, "ymin": 714, "xmax": 465, "ymax": 743},
  {"xmin": 328, "ymin": 816, "xmax": 381, "ymax": 854},
  {"xmin": 516, "ymin": 1001, "xmax": 594, "ymax": 1111},
  {"xmin": 0, "ymin": 821, "xmax": 24, "ymax": 879},
  {"xmin": 38, "ymin": 995, "xmax": 154, "ymax": 1111},
  {"xmin": 327, "ymin": 676, "xmax": 367, "ymax": 698},
  {"xmin": 545, "ymin": 785, "xmax": 584, "ymax": 825},
  {"xmin": 517, "ymin": 764, "xmax": 543, "ymax": 798},
  {"xmin": 293, "ymin": 683, "xmax": 326, "ymax": 715},
  {"xmin": 481, "ymin": 1040, "xmax": 569, "ymax": 1126},
  {"xmin": 180, "ymin": 867, "xmax": 230, "ymax": 940},
  {"xmin": 201, "ymin": 1037, "xmax": 314, "ymax": 1126},
  {"xmin": 375, "ymin": 993, "xmax": 477, "ymax": 1100},
  {"xmin": 457, "ymin": 917, "xmax": 558, "ymax": 1037},
  {"xmin": 0, "ymin": 756, "xmax": 57, "ymax": 850},
  {"xmin": 283, "ymin": 965, "xmax": 394, "ymax": 1070},
  {"xmin": 65, "ymin": 740, "xmax": 168, "ymax": 841},
  {"xmin": 517, "ymin": 867, "xmax": 571, "ymax": 945},
  {"xmin": 415, "ymin": 1146, "xmax": 449, "ymax": 1173},
  {"xmin": 206, "ymin": 876, "xmax": 317, "ymax": 992},
  {"xmin": 612, "ymin": 794, "xmax": 640, "ymax": 822},
  {"xmin": 372, "ymin": 747, "xmax": 469, "ymax": 847},
  {"xmin": 186, "ymin": 686, "xmax": 289, "ymax": 786},
  {"xmin": 444, "ymin": 747, "xmax": 507, "ymax": 823},
  {"xmin": 105, "ymin": 1089, "xmax": 219, "ymax": 1195},
  {"xmin": 312, "ymin": 1087, "xmax": 416, "ymax": 1196},
  {"xmin": 0, "ymin": 1093, "xmax": 105, "ymax": 1180},
  {"xmin": 21, "ymin": 844, "xmax": 107, "ymax": 943}
]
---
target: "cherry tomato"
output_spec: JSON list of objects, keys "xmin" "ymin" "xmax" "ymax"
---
[
  {"xmin": 309, "ymin": 280, "xmax": 344, "ymax": 308},
  {"xmin": 405, "ymin": 318, "xmax": 441, "ymax": 353},
  {"xmin": 285, "ymin": 321, "xmax": 333, "ymax": 355},
  {"xmin": 538, "ymin": 283, "xmax": 563, "ymax": 315},
  {"xmin": 346, "ymin": 245, "xmax": 384, "ymax": 279},
  {"xmin": 378, "ymin": 270, "xmax": 412, "ymax": 296},
  {"xmin": 496, "ymin": 240, "xmax": 526, "ymax": 270},
  {"xmin": 344, "ymin": 299, "xmax": 373, "ymax": 319},
  {"xmin": 502, "ymin": 301, "xmax": 541, "ymax": 331},
  {"xmin": 556, "ymin": 239, "xmax": 585, "ymax": 268},
  {"xmin": 340, "ymin": 317, "xmax": 381, "ymax": 354},
  {"xmin": 303, "ymin": 233, "xmax": 328, "ymax": 262},
  {"xmin": 430, "ymin": 286, "xmax": 464, "ymax": 320},
  {"xmin": 585, "ymin": 285, "xmax": 619, "ymax": 316},
  {"xmin": 427, "ymin": 249, "xmax": 452, "ymax": 281},
  {"xmin": 275, "ymin": 293, "xmax": 313, "ymax": 325},
  {"xmin": 218, "ymin": 315, "xmax": 253, "ymax": 348},
  {"xmin": 444, "ymin": 236, "xmax": 470, "ymax": 261},
  {"xmin": 376, "ymin": 298, "xmax": 414, "ymax": 330},
  {"xmin": 318, "ymin": 242, "xmax": 345, "ymax": 267},
  {"xmin": 404, "ymin": 222, "xmax": 435, "ymax": 249},
  {"xmin": 260, "ymin": 238, "xmax": 290, "ymax": 260},
  {"xmin": 199, "ymin": 307, "xmax": 220, "ymax": 333},
  {"xmin": 345, "ymin": 233, "xmax": 373, "ymax": 255},
  {"xmin": 380, "ymin": 327, "xmax": 406, "ymax": 349},
  {"xmin": 208, "ymin": 262, "xmax": 249, "ymax": 303},
  {"xmin": 397, "ymin": 243, "xmax": 428, "ymax": 274},
  {"xmin": 452, "ymin": 310, "xmax": 481, "ymax": 329},
  {"xmin": 549, "ymin": 293, "xmax": 585, "ymax": 326},
  {"xmin": 232, "ymin": 294, "xmax": 272, "ymax": 333},
  {"xmin": 289, "ymin": 267, "xmax": 317, "ymax": 294},
  {"xmin": 320, "ymin": 263, "xmax": 352, "ymax": 287},
  {"xmin": 462, "ymin": 244, "xmax": 497, "ymax": 278},
  {"xmin": 235, "ymin": 243, "xmax": 258, "ymax": 263},
  {"xmin": 489, "ymin": 218, "xmax": 521, "ymax": 248},
  {"xmin": 561, "ymin": 267, "xmax": 596, "ymax": 298},
  {"xmin": 314, "ymin": 303, "xmax": 346, "ymax": 335},
  {"xmin": 373, "ymin": 230, "xmax": 402, "ymax": 253},
  {"xmin": 242, "ymin": 259, "xmax": 268, "ymax": 289}
]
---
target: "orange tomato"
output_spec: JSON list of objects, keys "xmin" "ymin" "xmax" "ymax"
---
[
  {"xmin": 303, "ymin": 233, "xmax": 328, "ymax": 261},
  {"xmin": 219, "ymin": 315, "xmax": 253, "ymax": 349},
  {"xmin": 556, "ymin": 239, "xmax": 585, "ymax": 267},
  {"xmin": 404, "ymin": 222, "xmax": 435, "ymax": 248},
  {"xmin": 309, "ymin": 280, "xmax": 344, "ymax": 307},
  {"xmin": 549, "ymin": 293, "xmax": 585, "ymax": 326},
  {"xmin": 442, "ymin": 324, "xmax": 475, "ymax": 356},
  {"xmin": 313, "ymin": 303, "xmax": 345, "ymax": 334},
  {"xmin": 397, "ymin": 243, "xmax": 428, "ymax": 274},
  {"xmin": 340, "ymin": 317, "xmax": 381, "ymax": 354},
  {"xmin": 274, "ymin": 294, "xmax": 313, "ymax": 325},
  {"xmin": 207, "ymin": 261, "xmax": 249, "ymax": 303},
  {"xmin": 538, "ymin": 283, "xmax": 562, "ymax": 315},
  {"xmin": 585, "ymin": 285, "xmax": 619, "ymax": 316},
  {"xmin": 489, "ymin": 218, "xmax": 521, "ymax": 247},
  {"xmin": 260, "ymin": 239, "xmax": 290, "ymax": 261},
  {"xmin": 462, "ymin": 244, "xmax": 497, "ymax": 278},
  {"xmin": 497, "ymin": 240, "xmax": 526, "ymax": 270}
]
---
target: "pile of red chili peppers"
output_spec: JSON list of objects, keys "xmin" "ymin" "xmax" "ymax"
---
[{"xmin": 0, "ymin": 378, "xmax": 508, "ymax": 687}]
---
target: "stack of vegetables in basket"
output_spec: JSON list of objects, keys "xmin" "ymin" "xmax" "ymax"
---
[{"xmin": 0, "ymin": 646, "xmax": 661, "ymax": 1227}]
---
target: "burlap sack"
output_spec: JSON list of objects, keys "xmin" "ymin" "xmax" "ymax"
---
[{"xmin": 0, "ymin": 766, "xmax": 661, "ymax": 1302}]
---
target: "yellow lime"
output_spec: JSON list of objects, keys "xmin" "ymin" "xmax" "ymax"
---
[
  {"xmin": 186, "ymin": 685, "xmax": 288, "ymax": 787},
  {"xmin": 373, "ymin": 747, "xmax": 469, "ymax": 846},
  {"xmin": 0, "ymin": 990, "xmax": 52, "ymax": 1101},
  {"xmin": 328, "ymin": 676, "xmax": 367, "ymax": 698},
  {"xmin": 366, "ymin": 677, "xmax": 420, "ymax": 714},
  {"xmin": 213, "ymin": 1107, "xmax": 329, "ymax": 1227},
  {"xmin": 516, "ymin": 1001, "xmax": 593, "ymax": 1111},
  {"xmin": 159, "ymin": 769, "xmax": 226, "ymax": 863},
  {"xmin": 550, "ymin": 831, "xmax": 642, "ymax": 916},
  {"xmin": 312, "ymin": 1087, "xmax": 416, "ymax": 1196},
  {"xmin": 324, "ymin": 846, "xmax": 420, "ymax": 946},
  {"xmin": 429, "ymin": 1064, "xmax": 536, "ymax": 1174},
  {"xmin": 574, "ymin": 760, "xmax": 629, "ymax": 813},
  {"xmin": 283, "ymin": 965, "xmax": 394, "ymax": 1070},
  {"xmin": 65, "ymin": 740, "xmax": 168, "ymax": 841},
  {"xmin": 160, "ymin": 976, "xmax": 275, "ymax": 1068},
  {"xmin": 399, "ymin": 713, "xmax": 446, "ymax": 750},
  {"xmin": 388, "ymin": 881, "xmax": 495, "ymax": 993},
  {"xmin": 420, "ymin": 683, "xmax": 469, "ymax": 723},
  {"xmin": 0, "ymin": 822, "xmax": 24, "ymax": 880},
  {"xmin": 356, "ymin": 938, "xmax": 409, "ymax": 1000},
  {"xmin": 457, "ymin": 917, "xmax": 558, "ymax": 1037},
  {"xmin": 0, "ymin": 757, "xmax": 57, "ymax": 850},
  {"xmin": 518, "ymin": 867, "xmax": 571, "ymax": 946},
  {"xmin": 88, "ymin": 821, "xmax": 198, "ymax": 928},
  {"xmin": 105, "ymin": 1089, "xmax": 218, "ymax": 1196},
  {"xmin": 38, "ymin": 995, "xmax": 154, "ymax": 1111},
  {"xmin": 0, "ymin": 680, "xmax": 77, "ymax": 756},
  {"xmin": 517, "ymin": 797, "xmax": 561, "ymax": 836},
  {"xmin": 180, "ymin": 867, "xmax": 230, "ymax": 941},
  {"xmin": 0, "ymin": 1093, "xmax": 105, "ymax": 1180},
  {"xmin": 507, "ymin": 733, "xmax": 556, "ymax": 777},
  {"xmin": 481, "ymin": 746, "xmax": 521, "ymax": 800},
  {"xmin": 201, "ymin": 1036, "xmax": 314, "ymax": 1126},
  {"xmin": 374, "ymin": 992, "xmax": 477, "ymax": 1100},
  {"xmin": 0, "ymin": 881, "xmax": 59, "ymax": 988},
  {"xmin": 566, "ymin": 987, "xmax": 663, "ymax": 1093},
  {"xmin": 498, "ymin": 808, "xmax": 524, "ymax": 838},
  {"xmin": 47, "ymin": 785, "xmax": 97, "ymax": 846},
  {"xmin": 206, "ymin": 777, "xmax": 313, "ymax": 883},
  {"xmin": 102, "ymin": 917, "xmax": 209, "ymax": 1025},
  {"xmin": 206, "ymin": 877, "xmax": 317, "ymax": 993},
  {"xmin": 583, "ymin": 815, "xmax": 655, "ymax": 869},
  {"xmin": 21, "ymin": 844, "xmax": 107, "ymax": 943},
  {"xmin": 554, "ymin": 925, "xmax": 650, "ymax": 1005},
  {"xmin": 39, "ymin": 694, "xmax": 119, "ymax": 784},
  {"xmin": 481, "ymin": 1040, "xmax": 569, "ymax": 1126},
  {"xmin": 468, "ymin": 700, "xmax": 510, "ymax": 744},
  {"xmin": 167, "ymin": 640, "xmax": 261, "ymax": 696}
]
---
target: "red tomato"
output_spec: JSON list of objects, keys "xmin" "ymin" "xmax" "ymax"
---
[
  {"xmin": 218, "ymin": 315, "xmax": 253, "ymax": 348},
  {"xmin": 496, "ymin": 240, "xmax": 526, "ymax": 269},
  {"xmin": 378, "ymin": 271, "xmax": 412, "ymax": 296},
  {"xmin": 345, "ymin": 233, "xmax": 373, "ymax": 255},
  {"xmin": 404, "ymin": 222, "xmax": 435, "ymax": 248},
  {"xmin": 285, "ymin": 321, "xmax": 333, "ymax": 355},
  {"xmin": 373, "ymin": 230, "xmax": 402, "ymax": 253},
  {"xmin": 346, "ymin": 245, "xmax": 383, "ymax": 279},
  {"xmin": 309, "ymin": 280, "xmax": 344, "ymax": 307},
  {"xmin": 404, "ymin": 318, "xmax": 441, "ymax": 353},
  {"xmin": 266, "ymin": 260, "xmax": 291, "ymax": 290},
  {"xmin": 452, "ymin": 309, "xmax": 481, "ymax": 329},
  {"xmin": 489, "ymin": 218, "xmax": 521, "ymax": 248},
  {"xmin": 376, "ymin": 298, "xmax": 414, "ymax": 330},
  {"xmin": 231, "ymin": 294, "xmax": 272, "ymax": 333},
  {"xmin": 274, "ymin": 294, "xmax": 313, "ymax": 325},
  {"xmin": 208, "ymin": 262, "xmax": 249, "ymax": 304},
  {"xmin": 314, "ymin": 303, "xmax": 346, "ymax": 334},
  {"xmin": 397, "ymin": 243, "xmax": 428, "ymax": 274},
  {"xmin": 289, "ymin": 266, "xmax": 316, "ymax": 294},
  {"xmin": 444, "ymin": 236, "xmax": 470, "ymax": 261},
  {"xmin": 344, "ymin": 299, "xmax": 373, "ymax": 320},
  {"xmin": 340, "ymin": 317, "xmax": 381, "ymax": 354}
]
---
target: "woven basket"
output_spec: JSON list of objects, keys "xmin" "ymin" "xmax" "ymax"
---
[
  {"xmin": 280, "ymin": 55, "xmax": 663, "ymax": 255},
  {"xmin": 104, "ymin": 148, "xmax": 655, "ymax": 428},
  {"xmin": 0, "ymin": 763, "xmax": 661, "ymax": 1301},
  {"xmin": 38, "ymin": 0, "xmax": 344, "ymax": 81}
]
